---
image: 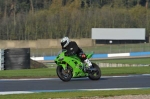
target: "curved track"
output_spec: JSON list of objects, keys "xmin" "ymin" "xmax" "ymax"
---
[{"xmin": 0, "ymin": 74, "xmax": 150, "ymax": 95}]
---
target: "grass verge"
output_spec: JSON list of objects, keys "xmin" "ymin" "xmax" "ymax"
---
[
  {"xmin": 92, "ymin": 58, "xmax": 150, "ymax": 64},
  {"xmin": 0, "ymin": 89, "xmax": 150, "ymax": 99},
  {"xmin": 0, "ymin": 66, "xmax": 150, "ymax": 79}
]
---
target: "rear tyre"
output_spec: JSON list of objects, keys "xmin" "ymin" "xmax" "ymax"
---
[
  {"xmin": 56, "ymin": 66, "xmax": 72, "ymax": 82},
  {"xmin": 88, "ymin": 63, "xmax": 101, "ymax": 80}
]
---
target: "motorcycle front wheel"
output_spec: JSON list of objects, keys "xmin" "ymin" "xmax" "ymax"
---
[
  {"xmin": 56, "ymin": 66, "xmax": 72, "ymax": 82},
  {"xmin": 88, "ymin": 62, "xmax": 101, "ymax": 80}
]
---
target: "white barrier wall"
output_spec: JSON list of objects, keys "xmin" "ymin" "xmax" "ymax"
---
[
  {"xmin": 92, "ymin": 28, "xmax": 145, "ymax": 40},
  {"xmin": 0, "ymin": 49, "xmax": 4, "ymax": 70},
  {"xmin": 108, "ymin": 53, "xmax": 130, "ymax": 57},
  {"xmin": 30, "ymin": 57, "xmax": 44, "ymax": 61}
]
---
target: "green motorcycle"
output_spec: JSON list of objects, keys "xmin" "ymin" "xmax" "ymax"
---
[{"xmin": 54, "ymin": 50, "xmax": 101, "ymax": 82}]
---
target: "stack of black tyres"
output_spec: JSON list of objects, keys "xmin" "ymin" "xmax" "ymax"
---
[{"xmin": 4, "ymin": 48, "xmax": 30, "ymax": 70}]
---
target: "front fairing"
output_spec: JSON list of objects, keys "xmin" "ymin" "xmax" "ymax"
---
[
  {"xmin": 86, "ymin": 51, "xmax": 94, "ymax": 59},
  {"xmin": 54, "ymin": 50, "xmax": 65, "ymax": 65},
  {"xmin": 55, "ymin": 52, "xmax": 80, "ymax": 66},
  {"xmin": 54, "ymin": 50, "xmax": 87, "ymax": 77}
]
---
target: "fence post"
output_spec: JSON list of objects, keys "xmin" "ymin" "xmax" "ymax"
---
[{"xmin": 0, "ymin": 49, "xmax": 4, "ymax": 70}]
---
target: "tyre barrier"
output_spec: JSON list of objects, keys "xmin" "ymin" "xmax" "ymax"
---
[{"xmin": 4, "ymin": 48, "xmax": 30, "ymax": 70}]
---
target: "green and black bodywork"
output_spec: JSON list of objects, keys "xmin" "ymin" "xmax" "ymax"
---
[{"xmin": 54, "ymin": 50, "xmax": 101, "ymax": 82}]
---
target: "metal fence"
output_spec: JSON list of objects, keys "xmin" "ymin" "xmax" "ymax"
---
[{"xmin": 30, "ymin": 43, "xmax": 150, "ymax": 57}]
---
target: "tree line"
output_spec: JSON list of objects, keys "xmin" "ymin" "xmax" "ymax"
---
[{"xmin": 0, "ymin": 0, "xmax": 150, "ymax": 40}]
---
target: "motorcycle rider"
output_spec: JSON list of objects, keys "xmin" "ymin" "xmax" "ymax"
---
[{"xmin": 60, "ymin": 37, "xmax": 93, "ymax": 70}]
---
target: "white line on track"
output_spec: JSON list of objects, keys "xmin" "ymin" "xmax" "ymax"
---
[
  {"xmin": 0, "ymin": 78, "xmax": 58, "ymax": 81},
  {"xmin": 0, "ymin": 91, "xmax": 34, "ymax": 95},
  {"xmin": 1, "ymin": 87, "xmax": 150, "ymax": 95},
  {"xmin": 103, "ymin": 74, "xmax": 150, "ymax": 78}
]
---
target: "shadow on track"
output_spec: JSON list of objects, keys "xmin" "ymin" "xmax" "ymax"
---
[{"xmin": 57, "ymin": 77, "xmax": 109, "ymax": 82}]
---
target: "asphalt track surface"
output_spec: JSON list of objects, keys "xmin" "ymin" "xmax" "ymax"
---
[{"xmin": 0, "ymin": 74, "xmax": 150, "ymax": 95}]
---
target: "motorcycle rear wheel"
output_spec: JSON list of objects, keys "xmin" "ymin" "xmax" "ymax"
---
[
  {"xmin": 88, "ymin": 63, "xmax": 101, "ymax": 80},
  {"xmin": 56, "ymin": 66, "xmax": 72, "ymax": 82}
]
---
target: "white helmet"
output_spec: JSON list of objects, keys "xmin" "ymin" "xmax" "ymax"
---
[{"xmin": 60, "ymin": 37, "xmax": 70, "ymax": 48}]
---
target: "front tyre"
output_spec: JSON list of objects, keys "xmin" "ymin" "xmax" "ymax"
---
[
  {"xmin": 88, "ymin": 63, "xmax": 101, "ymax": 80},
  {"xmin": 56, "ymin": 66, "xmax": 72, "ymax": 82}
]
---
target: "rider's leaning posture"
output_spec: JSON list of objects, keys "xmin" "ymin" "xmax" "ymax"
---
[{"xmin": 60, "ymin": 37, "xmax": 93, "ymax": 70}]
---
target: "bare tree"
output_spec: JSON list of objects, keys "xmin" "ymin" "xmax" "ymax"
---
[
  {"xmin": 137, "ymin": 0, "xmax": 140, "ymax": 5},
  {"xmin": 146, "ymin": 0, "xmax": 149, "ymax": 36},
  {"xmin": 4, "ymin": 0, "xmax": 7, "ymax": 19},
  {"xmin": 146, "ymin": 0, "xmax": 149, "ymax": 9},
  {"xmin": 30, "ymin": 0, "xmax": 34, "ymax": 14}
]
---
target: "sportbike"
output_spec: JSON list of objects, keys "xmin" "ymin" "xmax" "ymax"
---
[{"xmin": 54, "ymin": 50, "xmax": 101, "ymax": 82}]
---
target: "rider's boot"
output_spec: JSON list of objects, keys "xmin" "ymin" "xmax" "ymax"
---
[{"xmin": 84, "ymin": 59, "xmax": 93, "ymax": 71}]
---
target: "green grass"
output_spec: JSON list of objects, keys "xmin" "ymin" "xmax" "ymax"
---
[
  {"xmin": 92, "ymin": 58, "xmax": 150, "ymax": 64},
  {"xmin": 0, "ymin": 89, "xmax": 150, "ymax": 99},
  {"xmin": 101, "ymin": 66, "xmax": 150, "ymax": 76},
  {"xmin": 0, "ymin": 66, "xmax": 150, "ymax": 79},
  {"xmin": 0, "ymin": 68, "xmax": 56, "ymax": 79}
]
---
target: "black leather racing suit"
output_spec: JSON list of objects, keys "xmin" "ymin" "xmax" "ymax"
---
[{"xmin": 61, "ymin": 41, "xmax": 86, "ymax": 61}]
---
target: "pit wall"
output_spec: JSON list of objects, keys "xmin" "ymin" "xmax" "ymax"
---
[
  {"xmin": 0, "ymin": 38, "xmax": 93, "ymax": 49},
  {"xmin": 0, "ymin": 36, "xmax": 150, "ymax": 49}
]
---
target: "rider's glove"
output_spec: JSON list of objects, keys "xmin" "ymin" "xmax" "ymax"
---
[{"xmin": 71, "ymin": 51, "xmax": 75, "ymax": 55}]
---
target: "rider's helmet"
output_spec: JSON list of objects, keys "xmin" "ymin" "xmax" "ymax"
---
[{"xmin": 60, "ymin": 37, "xmax": 70, "ymax": 48}]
